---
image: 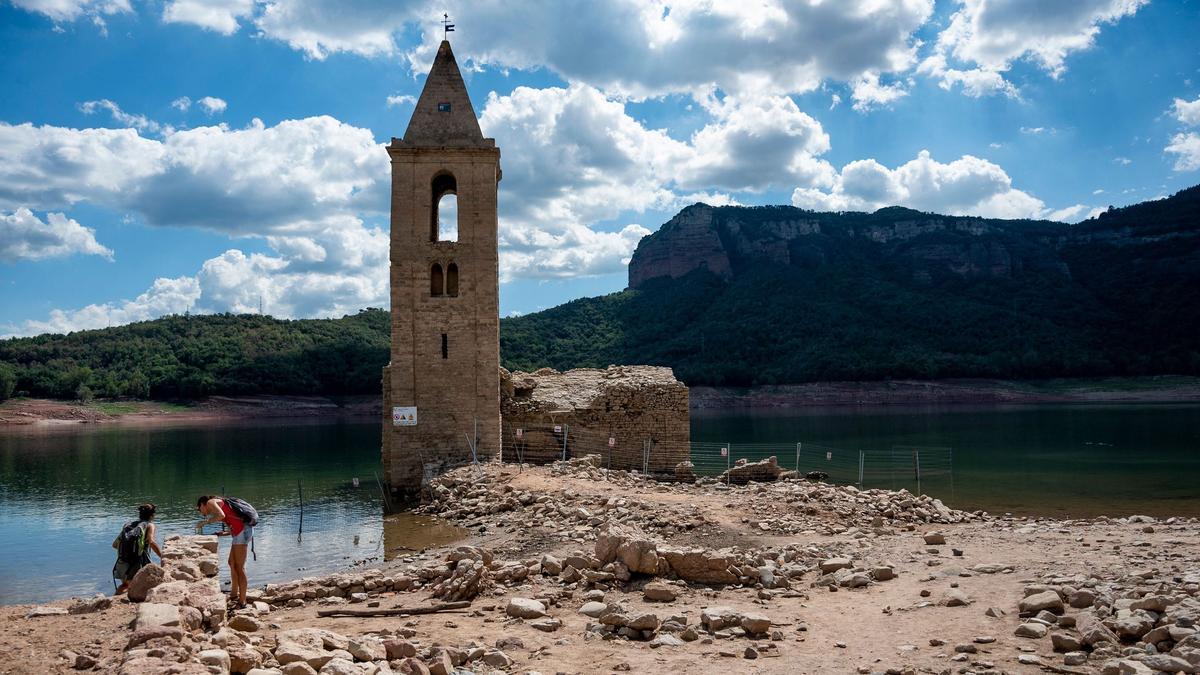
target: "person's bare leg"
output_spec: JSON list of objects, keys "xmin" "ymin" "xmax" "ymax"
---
[
  {"xmin": 227, "ymin": 550, "xmax": 242, "ymax": 604},
  {"xmin": 230, "ymin": 544, "xmax": 248, "ymax": 606}
]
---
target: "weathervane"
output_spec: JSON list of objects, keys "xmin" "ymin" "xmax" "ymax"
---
[{"xmin": 442, "ymin": 13, "xmax": 455, "ymax": 40}]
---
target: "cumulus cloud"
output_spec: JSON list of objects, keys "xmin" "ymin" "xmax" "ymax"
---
[
  {"xmin": 171, "ymin": 97, "xmax": 192, "ymax": 112},
  {"xmin": 922, "ymin": 0, "xmax": 1146, "ymax": 96},
  {"xmin": 0, "ymin": 207, "xmax": 114, "ymax": 262},
  {"xmin": 1174, "ymin": 96, "xmax": 1200, "ymax": 127},
  {"xmin": 79, "ymin": 99, "xmax": 165, "ymax": 134},
  {"xmin": 163, "ymin": 0, "xmax": 255, "ymax": 35},
  {"xmin": 850, "ymin": 73, "xmax": 909, "ymax": 112},
  {"xmin": 10, "ymin": 0, "xmax": 130, "ymax": 22},
  {"xmin": 791, "ymin": 150, "xmax": 1063, "ymax": 220},
  {"xmin": 7, "ymin": 276, "xmax": 200, "ymax": 337},
  {"xmin": 255, "ymin": 0, "xmax": 425, "ymax": 59},
  {"xmin": 385, "ymin": 94, "xmax": 417, "ymax": 107},
  {"xmin": 197, "ymin": 96, "xmax": 228, "ymax": 115},
  {"xmin": 1166, "ymin": 133, "xmax": 1200, "ymax": 172}
]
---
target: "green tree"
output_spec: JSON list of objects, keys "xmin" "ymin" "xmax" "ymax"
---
[{"xmin": 0, "ymin": 363, "xmax": 16, "ymax": 401}]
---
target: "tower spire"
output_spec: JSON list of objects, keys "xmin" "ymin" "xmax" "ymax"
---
[{"xmin": 401, "ymin": 39, "xmax": 486, "ymax": 147}]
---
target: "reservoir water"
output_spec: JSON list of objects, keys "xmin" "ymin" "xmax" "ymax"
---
[{"xmin": 1, "ymin": 402, "xmax": 1197, "ymax": 605}]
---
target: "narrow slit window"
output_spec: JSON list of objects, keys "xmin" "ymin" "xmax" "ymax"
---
[
  {"xmin": 437, "ymin": 102, "xmax": 452, "ymax": 112},
  {"xmin": 446, "ymin": 263, "xmax": 459, "ymax": 296},
  {"xmin": 441, "ymin": 333, "xmax": 448, "ymax": 359},
  {"xmin": 430, "ymin": 263, "xmax": 444, "ymax": 296}
]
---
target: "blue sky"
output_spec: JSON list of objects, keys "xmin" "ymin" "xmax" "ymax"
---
[{"xmin": 1, "ymin": 0, "xmax": 1199, "ymax": 336}]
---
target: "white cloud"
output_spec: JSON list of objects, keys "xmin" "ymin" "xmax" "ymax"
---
[
  {"xmin": 922, "ymin": 0, "xmax": 1146, "ymax": 96},
  {"xmin": 7, "ymin": 276, "xmax": 200, "ymax": 337},
  {"xmin": 0, "ymin": 207, "xmax": 113, "ymax": 262},
  {"xmin": 1047, "ymin": 204, "xmax": 1089, "ymax": 223},
  {"xmin": 79, "ymin": 99, "xmax": 165, "ymax": 134},
  {"xmin": 829, "ymin": 93, "xmax": 842, "ymax": 110},
  {"xmin": 163, "ymin": 0, "xmax": 255, "ymax": 35},
  {"xmin": 171, "ymin": 96, "xmax": 192, "ymax": 112},
  {"xmin": 1166, "ymin": 133, "xmax": 1200, "ymax": 171},
  {"xmin": 936, "ymin": 0, "xmax": 1147, "ymax": 76},
  {"xmin": 197, "ymin": 96, "xmax": 228, "ymax": 115},
  {"xmin": 791, "ymin": 149, "xmax": 1059, "ymax": 220},
  {"xmin": 850, "ymin": 73, "xmax": 909, "ymax": 112},
  {"xmin": 246, "ymin": 0, "xmax": 932, "ymax": 97},
  {"xmin": 254, "ymin": 0, "xmax": 425, "ymax": 60},
  {"xmin": 1113, "ymin": 156, "xmax": 1131, "ymax": 165},
  {"xmin": 10, "ymin": 0, "xmax": 130, "ymax": 22},
  {"xmin": 385, "ymin": 94, "xmax": 417, "ymax": 107},
  {"xmin": 1174, "ymin": 96, "xmax": 1200, "ymax": 127}
]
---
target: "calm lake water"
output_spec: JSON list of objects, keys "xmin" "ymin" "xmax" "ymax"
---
[{"xmin": 1, "ymin": 402, "xmax": 1197, "ymax": 605}]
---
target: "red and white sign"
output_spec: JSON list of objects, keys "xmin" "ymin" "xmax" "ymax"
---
[
  {"xmin": 720, "ymin": 447, "xmax": 728, "ymax": 457},
  {"xmin": 391, "ymin": 406, "xmax": 417, "ymax": 426},
  {"xmin": 608, "ymin": 437, "xmax": 616, "ymax": 447}
]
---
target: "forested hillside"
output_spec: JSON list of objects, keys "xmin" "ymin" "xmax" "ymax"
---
[{"xmin": 3, "ymin": 186, "xmax": 1198, "ymax": 399}]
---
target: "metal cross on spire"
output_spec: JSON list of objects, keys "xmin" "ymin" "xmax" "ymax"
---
[{"xmin": 442, "ymin": 13, "xmax": 455, "ymax": 40}]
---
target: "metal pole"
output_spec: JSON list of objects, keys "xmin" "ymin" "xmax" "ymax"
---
[
  {"xmin": 795, "ymin": 442, "xmax": 801, "ymax": 474},
  {"xmin": 915, "ymin": 449, "xmax": 922, "ymax": 496},
  {"xmin": 725, "ymin": 442, "xmax": 731, "ymax": 485},
  {"xmin": 858, "ymin": 451, "xmax": 864, "ymax": 489},
  {"xmin": 561, "ymin": 424, "xmax": 569, "ymax": 462},
  {"xmin": 373, "ymin": 471, "xmax": 392, "ymax": 514},
  {"xmin": 298, "ymin": 479, "xmax": 304, "ymax": 539},
  {"xmin": 949, "ymin": 447, "xmax": 955, "ymax": 501}
]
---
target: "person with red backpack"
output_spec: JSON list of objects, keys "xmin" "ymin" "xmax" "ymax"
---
[
  {"xmin": 195, "ymin": 495, "xmax": 257, "ymax": 608},
  {"xmin": 112, "ymin": 503, "xmax": 162, "ymax": 595}
]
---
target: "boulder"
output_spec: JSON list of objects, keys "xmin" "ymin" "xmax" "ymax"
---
[
  {"xmin": 701, "ymin": 606, "xmax": 741, "ymax": 631},
  {"xmin": 643, "ymin": 582, "xmax": 677, "ymax": 602},
  {"xmin": 595, "ymin": 523, "xmax": 659, "ymax": 574},
  {"xmin": 228, "ymin": 614, "xmax": 263, "ymax": 632},
  {"xmin": 1015, "ymin": 623, "xmax": 1049, "ymax": 639},
  {"xmin": 1020, "ymin": 590, "xmax": 1065, "ymax": 614},
  {"xmin": 940, "ymin": 589, "xmax": 971, "ymax": 607},
  {"xmin": 347, "ymin": 637, "xmax": 385, "ymax": 662},
  {"xmin": 198, "ymin": 649, "xmax": 231, "ymax": 673},
  {"xmin": 127, "ymin": 564, "xmax": 166, "ymax": 602},
  {"xmin": 819, "ymin": 558, "xmax": 853, "ymax": 574},
  {"xmin": 659, "ymin": 547, "xmax": 739, "ymax": 584},
  {"xmin": 506, "ymin": 597, "xmax": 547, "ymax": 619},
  {"xmin": 740, "ymin": 613, "xmax": 772, "ymax": 635},
  {"xmin": 68, "ymin": 594, "xmax": 112, "ymax": 615},
  {"xmin": 579, "ymin": 601, "xmax": 608, "ymax": 618},
  {"xmin": 134, "ymin": 603, "xmax": 180, "ymax": 631},
  {"xmin": 384, "ymin": 639, "xmax": 417, "ymax": 660},
  {"xmin": 1077, "ymin": 612, "xmax": 1120, "ymax": 646}
]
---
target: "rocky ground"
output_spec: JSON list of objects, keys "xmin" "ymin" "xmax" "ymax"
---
[{"xmin": 3, "ymin": 456, "xmax": 1198, "ymax": 675}]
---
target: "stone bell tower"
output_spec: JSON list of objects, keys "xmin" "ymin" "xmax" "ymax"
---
[{"xmin": 382, "ymin": 40, "xmax": 501, "ymax": 500}]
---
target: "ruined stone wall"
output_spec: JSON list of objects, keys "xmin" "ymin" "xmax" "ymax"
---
[{"xmin": 499, "ymin": 366, "xmax": 690, "ymax": 474}]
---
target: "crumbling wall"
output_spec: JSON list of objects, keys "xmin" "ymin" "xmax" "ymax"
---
[{"xmin": 500, "ymin": 365, "xmax": 690, "ymax": 474}]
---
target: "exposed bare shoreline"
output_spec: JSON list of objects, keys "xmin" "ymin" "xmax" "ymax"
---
[{"xmin": 2, "ymin": 376, "xmax": 1198, "ymax": 427}]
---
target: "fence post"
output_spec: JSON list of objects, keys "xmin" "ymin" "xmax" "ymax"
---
[
  {"xmin": 561, "ymin": 425, "xmax": 569, "ymax": 462},
  {"xmin": 642, "ymin": 439, "xmax": 648, "ymax": 474},
  {"xmin": 858, "ymin": 451, "xmax": 864, "ymax": 489},
  {"xmin": 915, "ymin": 449, "xmax": 922, "ymax": 496},
  {"xmin": 949, "ymin": 447, "xmax": 955, "ymax": 500},
  {"xmin": 297, "ymin": 479, "xmax": 304, "ymax": 539},
  {"xmin": 725, "ymin": 442, "xmax": 731, "ymax": 485},
  {"xmin": 795, "ymin": 442, "xmax": 801, "ymax": 474}
]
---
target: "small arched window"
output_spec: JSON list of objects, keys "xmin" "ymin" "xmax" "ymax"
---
[
  {"xmin": 431, "ymin": 173, "xmax": 458, "ymax": 242},
  {"xmin": 446, "ymin": 263, "xmax": 459, "ymax": 297},
  {"xmin": 430, "ymin": 263, "xmax": 444, "ymax": 296}
]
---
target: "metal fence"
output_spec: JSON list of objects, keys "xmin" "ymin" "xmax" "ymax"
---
[{"xmin": 499, "ymin": 422, "xmax": 687, "ymax": 474}]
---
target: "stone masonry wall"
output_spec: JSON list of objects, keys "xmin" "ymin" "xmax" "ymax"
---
[{"xmin": 500, "ymin": 365, "xmax": 690, "ymax": 474}]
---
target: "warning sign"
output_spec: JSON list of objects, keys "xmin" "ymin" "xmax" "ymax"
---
[
  {"xmin": 825, "ymin": 451, "xmax": 832, "ymax": 460},
  {"xmin": 720, "ymin": 447, "xmax": 728, "ymax": 457},
  {"xmin": 553, "ymin": 425, "xmax": 562, "ymax": 433},
  {"xmin": 392, "ymin": 406, "xmax": 417, "ymax": 426},
  {"xmin": 608, "ymin": 437, "xmax": 616, "ymax": 447},
  {"xmin": 515, "ymin": 428, "xmax": 524, "ymax": 439}
]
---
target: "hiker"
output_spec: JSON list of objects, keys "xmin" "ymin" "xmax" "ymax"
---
[
  {"xmin": 196, "ymin": 495, "xmax": 257, "ymax": 608},
  {"xmin": 112, "ymin": 503, "xmax": 162, "ymax": 594}
]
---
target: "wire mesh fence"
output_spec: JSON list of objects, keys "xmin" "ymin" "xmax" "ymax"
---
[{"xmin": 499, "ymin": 422, "xmax": 689, "ymax": 474}]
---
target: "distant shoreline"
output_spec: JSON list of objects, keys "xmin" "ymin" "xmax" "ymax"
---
[
  {"xmin": 690, "ymin": 375, "xmax": 1200, "ymax": 408},
  {"xmin": 3, "ymin": 375, "xmax": 1198, "ymax": 426},
  {"xmin": 0, "ymin": 394, "xmax": 378, "ymax": 427}
]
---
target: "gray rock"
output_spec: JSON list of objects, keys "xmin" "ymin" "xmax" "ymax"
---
[
  {"xmin": 127, "ymin": 563, "xmax": 166, "ymax": 602},
  {"xmin": 1020, "ymin": 590, "xmax": 1065, "ymax": 614},
  {"xmin": 579, "ymin": 601, "xmax": 608, "ymax": 618},
  {"xmin": 505, "ymin": 597, "xmax": 547, "ymax": 619},
  {"xmin": 1015, "ymin": 623, "xmax": 1049, "ymax": 639}
]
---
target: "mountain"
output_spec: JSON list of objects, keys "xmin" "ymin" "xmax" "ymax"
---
[
  {"xmin": 3, "ymin": 187, "xmax": 1198, "ymax": 400},
  {"xmin": 502, "ymin": 186, "xmax": 1200, "ymax": 386}
]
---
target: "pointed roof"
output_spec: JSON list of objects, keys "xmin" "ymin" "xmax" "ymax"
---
[{"xmin": 402, "ymin": 41, "xmax": 488, "ymax": 147}]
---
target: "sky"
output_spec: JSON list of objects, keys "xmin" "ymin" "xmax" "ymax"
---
[{"xmin": 1, "ymin": 0, "xmax": 1199, "ymax": 337}]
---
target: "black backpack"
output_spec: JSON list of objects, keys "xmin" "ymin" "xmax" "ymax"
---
[
  {"xmin": 222, "ymin": 496, "xmax": 259, "ymax": 527},
  {"xmin": 116, "ymin": 520, "xmax": 148, "ymax": 564}
]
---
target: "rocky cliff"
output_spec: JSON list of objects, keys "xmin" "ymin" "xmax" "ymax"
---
[{"xmin": 628, "ymin": 204, "xmax": 1082, "ymax": 289}]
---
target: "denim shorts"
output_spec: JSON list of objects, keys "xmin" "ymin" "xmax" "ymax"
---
[{"xmin": 231, "ymin": 525, "xmax": 253, "ymax": 545}]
